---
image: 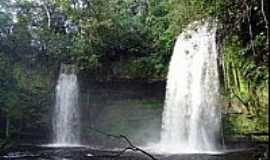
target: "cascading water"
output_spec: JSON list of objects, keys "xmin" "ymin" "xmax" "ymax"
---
[
  {"xmin": 53, "ymin": 64, "xmax": 80, "ymax": 146},
  {"xmin": 159, "ymin": 20, "xmax": 221, "ymax": 153}
]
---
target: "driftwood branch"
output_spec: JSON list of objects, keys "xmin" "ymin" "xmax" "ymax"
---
[
  {"xmin": 89, "ymin": 127, "xmax": 158, "ymax": 160},
  {"xmin": 118, "ymin": 135, "xmax": 158, "ymax": 160}
]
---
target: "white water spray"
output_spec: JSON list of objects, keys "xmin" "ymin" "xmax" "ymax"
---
[
  {"xmin": 158, "ymin": 20, "xmax": 221, "ymax": 153},
  {"xmin": 53, "ymin": 64, "xmax": 80, "ymax": 145}
]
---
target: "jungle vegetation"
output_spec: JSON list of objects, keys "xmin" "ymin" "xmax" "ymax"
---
[{"xmin": 0, "ymin": 0, "xmax": 268, "ymax": 142}]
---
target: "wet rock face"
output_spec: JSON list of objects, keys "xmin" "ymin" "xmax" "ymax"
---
[{"xmin": 78, "ymin": 77, "xmax": 166, "ymax": 147}]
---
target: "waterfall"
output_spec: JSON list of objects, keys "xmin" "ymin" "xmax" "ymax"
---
[
  {"xmin": 53, "ymin": 64, "xmax": 80, "ymax": 145},
  {"xmin": 159, "ymin": 20, "xmax": 221, "ymax": 153}
]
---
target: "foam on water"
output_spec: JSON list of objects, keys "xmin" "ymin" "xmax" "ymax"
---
[{"xmin": 42, "ymin": 143, "xmax": 86, "ymax": 148}]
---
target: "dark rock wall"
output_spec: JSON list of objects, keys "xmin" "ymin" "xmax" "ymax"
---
[{"xmin": 78, "ymin": 76, "xmax": 166, "ymax": 148}]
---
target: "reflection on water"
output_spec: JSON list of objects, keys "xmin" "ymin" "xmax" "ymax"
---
[{"xmin": 0, "ymin": 145, "xmax": 266, "ymax": 160}]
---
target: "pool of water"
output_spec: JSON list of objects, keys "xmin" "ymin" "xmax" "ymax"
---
[{"xmin": 0, "ymin": 144, "xmax": 266, "ymax": 160}]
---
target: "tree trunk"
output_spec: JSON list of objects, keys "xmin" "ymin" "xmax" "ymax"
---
[{"xmin": 5, "ymin": 115, "xmax": 9, "ymax": 138}]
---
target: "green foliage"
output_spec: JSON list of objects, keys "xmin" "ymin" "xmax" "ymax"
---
[
  {"xmin": 13, "ymin": 64, "xmax": 50, "ymax": 92},
  {"xmin": 0, "ymin": 54, "xmax": 52, "ymax": 138},
  {"xmin": 222, "ymin": 37, "xmax": 268, "ymax": 105},
  {"xmin": 223, "ymin": 114, "xmax": 268, "ymax": 135},
  {"xmin": 219, "ymin": 0, "xmax": 268, "ymax": 135},
  {"xmin": 1, "ymin": 0, "xmax": 224, "ymax": 77},
  {"xmin": 0, "ymin": 53, "xmax": 17, "ymax": 112},
  {"xmin": 163, "ymin": 0, "xmax": 223, "ymax": 35},
  {"xmin": 221, "ymin": 36, "xmax": 268, "ymax": 134}
]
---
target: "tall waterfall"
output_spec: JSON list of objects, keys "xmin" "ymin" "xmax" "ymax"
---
[
  {"xmin": 160, "ymin": 20, "xmax": 221, "ymax": 153},
  {"xmin": 53, "ymin": 64, "xmax": 80, "ymax": 145}
]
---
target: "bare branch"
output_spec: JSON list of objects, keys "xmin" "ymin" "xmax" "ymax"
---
[
  {"xmin": 41, "ymin": 2, "xmax": 51, "ymax": 28},
  {"xmin": 89, "ymin": 127, "xmax": 158, "ymax": 160},
  {"xmin": 261, "ymin": 0, "xmax": 269, "ymax": 47}
]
